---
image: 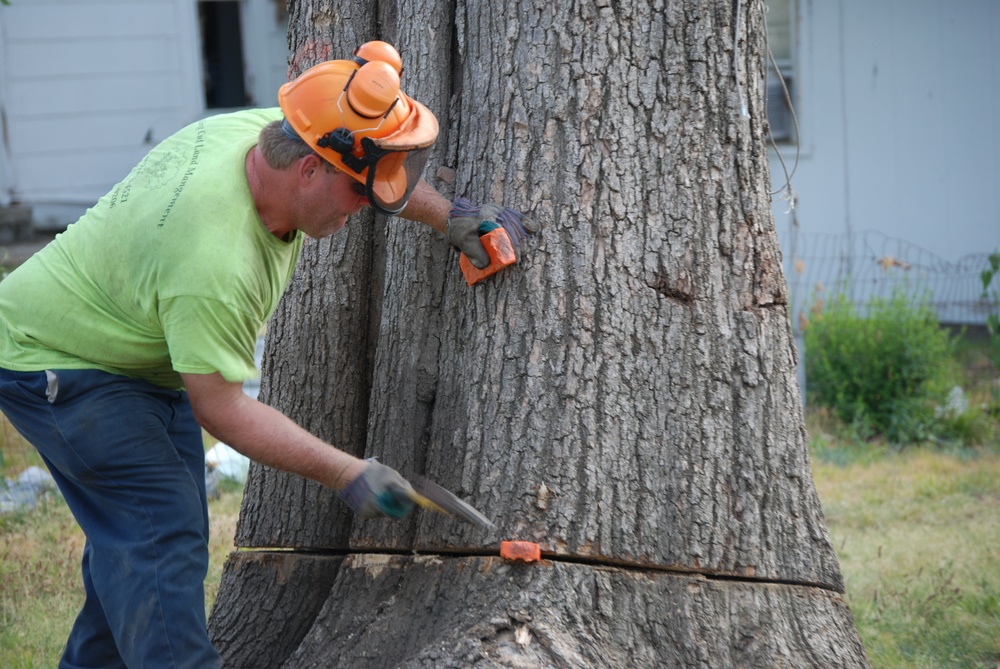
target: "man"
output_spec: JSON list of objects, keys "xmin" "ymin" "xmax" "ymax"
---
[{"xmin": 0, "ymin": 42, "xmax": 531, "ymax": 668}]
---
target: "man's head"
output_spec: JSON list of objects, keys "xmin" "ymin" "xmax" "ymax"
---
[
  {"xmin": 258, "ymin": 121, "xmax": 365, "ymax": 199},
  {"xmin": 278, "ymin": 41, "xmax": 439, "ymax": 216},
  {"xmin": 253, "ymin": 121, "xmax": 369, "ymax": 240},
  {"xmin": 257, "ymin": 121, "xmax": 318, "ymax": 170}
]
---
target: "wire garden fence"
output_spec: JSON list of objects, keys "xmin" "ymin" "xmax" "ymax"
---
[{"xmin": 783, "ymin": 228, "xmax": 998, "ymax": 332}]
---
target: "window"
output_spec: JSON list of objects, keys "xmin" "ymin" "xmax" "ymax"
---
[
  {"xmin": 765, "ymin": 0, "xmax": 795, "ymax": 143},
  {"xmin": 198, "ymin": 1, "xmax": 250, "ymax": 109}
]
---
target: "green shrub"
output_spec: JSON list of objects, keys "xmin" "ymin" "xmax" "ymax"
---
[
  {"xmin": 935, "ymin": 403, "xmax": 998, "ymax": 447},
  {"xmin": 980, "ymin": 249, "xmax": 1000, "ymax": 367},
  {"xmin": 804, "ymin": 289, "xmax": 955, "ymax": 443}
]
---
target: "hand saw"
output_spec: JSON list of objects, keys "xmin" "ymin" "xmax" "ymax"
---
[{"xmin": 403, "ymin": 476, "xmax": 495, "ymax": 530}]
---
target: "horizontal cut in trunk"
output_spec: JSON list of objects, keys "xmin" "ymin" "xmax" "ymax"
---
[{"xmin": 213, "ymin": 552, "xmax": 869, "ymax": 668}]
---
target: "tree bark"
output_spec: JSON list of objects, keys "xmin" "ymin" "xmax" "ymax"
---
[
  {"xmin": 208, "ymin": 552, "xmax": 344, "ymax": 669},
  {"xmin": 209, "ymin": 0, "xmax": 871, "ymax": 666},
  {"xmin": 296, "ymin": 554, "xmax": 868, "ymax": 669}
]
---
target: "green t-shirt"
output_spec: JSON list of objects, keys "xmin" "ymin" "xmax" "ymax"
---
[{"xmin": 0, "ymin": 108, "xmax": 303, "ymax": 389}]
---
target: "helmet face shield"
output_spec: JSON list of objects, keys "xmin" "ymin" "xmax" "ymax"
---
[
  {"xmin": 357, "ymin": 92, "xmax": 438, "ymax": 214},
  {"xmin": 363, "ymin": 141, "xmax": 433, "ymax": 215}
]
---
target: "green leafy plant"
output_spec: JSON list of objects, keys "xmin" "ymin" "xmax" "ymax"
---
[
  {"xmin": 804, "ymin": 288, "xmax": 955, "ymax": 443},
  {"xmin": 980, "ymin": 249, "xmax": 1000, "ymax": 366}
]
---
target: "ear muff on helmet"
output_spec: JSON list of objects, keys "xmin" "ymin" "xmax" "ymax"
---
[
  {"xmin": 353, "ymin": 40, "xmax": 403, "ymax": 77},
  {"xmin": 278, "ymin": 42, "xmax": 438, "ymax": 215}
]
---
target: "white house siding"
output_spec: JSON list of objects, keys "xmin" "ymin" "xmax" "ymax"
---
[
  {"xmin": 770, "ymin": 0, "xmax": 1000, "ymax": 325},
  {"xmin": 0, "ymin": 0, "xmax": 287, "ymax": 230},
  {"xmin": 0, "ymin": 0, "xmax": 203, "ymax": 222}
]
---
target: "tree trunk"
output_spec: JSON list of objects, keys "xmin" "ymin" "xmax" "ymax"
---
[{"xmin": 209, "ymin": 0, "xmax": 871, "ymax": 666}]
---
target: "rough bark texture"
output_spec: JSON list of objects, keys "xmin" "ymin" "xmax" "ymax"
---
[
  {"xmin": 231, "ymin": 0, "xmax": 383, "ymax": 549},
  {"xmin": 209, "ymin": 0, "xmax": 871, "ymax": 666},
  {"xmin": 208, "ymin": 553, "xmax": 344, "ymax": 668},
  {"xmin": 214, "ymin": 552, "xmax": 867, "ymax": 669}
]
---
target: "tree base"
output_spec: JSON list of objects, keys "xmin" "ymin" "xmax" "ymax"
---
[{"xmin": 210, "ymin": 551, "xmax": 870, "ymax": 668}]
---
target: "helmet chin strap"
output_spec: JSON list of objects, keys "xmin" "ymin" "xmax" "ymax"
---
[{"xmin": 279, "ymin": 119, "xmax": 305, "ymax": 143}]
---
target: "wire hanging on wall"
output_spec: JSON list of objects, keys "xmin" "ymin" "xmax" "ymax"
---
[{"xmin": 762, "ymin": 2, "xmax": 801, "ymax": 200}]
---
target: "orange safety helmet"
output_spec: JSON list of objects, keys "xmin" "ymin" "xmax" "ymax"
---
[{"xmin": 278, "ymin": 41, "xmax": 438, "ymax": 215}]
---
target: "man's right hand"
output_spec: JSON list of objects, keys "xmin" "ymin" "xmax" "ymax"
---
[{"xmin": 338, "ymin": 461, "xmax": 416, "ymax": 519}]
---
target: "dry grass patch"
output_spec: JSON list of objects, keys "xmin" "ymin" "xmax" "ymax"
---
[
  {"xmin": 0, "ymin": 487, "xmax": 244, "ymax": 667},
  {"xmin": 814, "ymin": 447, "xmax": 1000, "ymax": 669}
]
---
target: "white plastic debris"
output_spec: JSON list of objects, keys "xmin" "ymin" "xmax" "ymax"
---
[
  {"xmin": 936, "ymin": 385, "xmax": 969, "ymax": 419},
  {"xmin": 0, "ymin": 465, "xmax": 58, "ymax": 514},
  {"xmin": 205, "ymin": 442, "xmax": 250, "ymax": 484},
  {"xmin": 18, "ymin": 465, "xmax": 55, "ymax": 490},
  {"xmin": 242, "ymin": 336, "xmax": 265, "ymax": 400}
]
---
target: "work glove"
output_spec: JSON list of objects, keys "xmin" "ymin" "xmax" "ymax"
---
[
  {"xmin": 338, "ymin": 460, "xmax": 415, "ymax": 520},
  {"xmin": 447, "ymin": 197, "xmax": 537, "ymax": 269}
]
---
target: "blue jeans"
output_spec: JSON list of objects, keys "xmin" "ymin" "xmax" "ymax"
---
[{"xmin": 0, "ymin": 368, "xmax": 221, "ymax": 668}]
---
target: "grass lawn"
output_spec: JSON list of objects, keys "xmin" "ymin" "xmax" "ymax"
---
[
  {"xmin": 814, "ymin": 445, "xmax": 1000, "ymax": 668},
  {"xmin": 0, "ymin": 449, "xmax": 244, "ymax": 667},
  {"xmin": 3, "ymin": 440, "xmax": 998, "ymax": 667},
  {"xmin": 2, "ymin": 330, "xmax": 999, "ymax": 669}
]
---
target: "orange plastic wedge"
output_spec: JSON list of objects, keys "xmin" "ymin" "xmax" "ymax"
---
[
  {"xmin": 500, "ymin": 540, "xmax": 542, "ymax": 563},
  {"xmin": 459, "ymin": 228, "xmax": 517, "ymax": 285}
]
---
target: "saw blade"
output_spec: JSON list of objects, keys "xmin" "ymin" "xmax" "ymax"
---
[{"xmin": 407, "ymin": 477, "xmax": 495, "ymax": 530}]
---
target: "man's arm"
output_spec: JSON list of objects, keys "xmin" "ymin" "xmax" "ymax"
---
[
  {"xmin": 182, "ymin": 371, "xmax": 366, "ymax": 491},
  {"xmin": 398, "ymin": 179, "xmax": 535, "ymax": 272},
  {"xmin": 398, "ymin": 179, "xmax": 450, "ymax": 234}
]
